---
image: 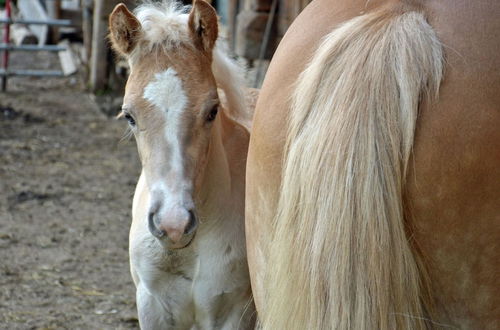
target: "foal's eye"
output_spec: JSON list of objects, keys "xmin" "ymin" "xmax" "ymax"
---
[
  {"xmin": 124, "ymin": 113, "xmax": 136, "ymax": 126},
  {"xmin": 206, "ymin": 105, "xmax": 218, "ymax": 122}
]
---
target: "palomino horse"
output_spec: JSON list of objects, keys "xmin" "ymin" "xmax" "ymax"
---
[
  {"xmin": 109, "ymin": 1, "xmax": 255, "ymax": 328},
  {"xmin": 246, "ymin": 0, "xmax": 499, "ymax": 329}
]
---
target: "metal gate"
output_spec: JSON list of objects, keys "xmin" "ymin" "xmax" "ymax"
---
[{"xmin": 0, "ymin": 0, "xmax": 74, "ymax": 91}]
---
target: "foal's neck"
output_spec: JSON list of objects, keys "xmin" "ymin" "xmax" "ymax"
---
[
  {"xmin": 194, "ymin": 46, "xmax": 249, "ymax": 219},
  {"xmin": 196, "ymin": 109, "xmax": 248, "ymax": 221},
  {"xmin": 196, "ymin": 116, "xmax": 232, "ymax": 213}
]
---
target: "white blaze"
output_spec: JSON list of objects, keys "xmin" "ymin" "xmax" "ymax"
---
[
  {"xmin": 143, "ymin": 68, "xmax": 187, "ymax": 113},
  {"xmin": 143, "ymin": 68, "xmax": 188, "ymax": 190}
]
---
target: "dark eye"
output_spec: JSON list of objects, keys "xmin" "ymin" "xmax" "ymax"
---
[
  {"xmin": 206, "ymin": 105, "xmax": 218, "ymax": 122},
  {"xmin": 124, "ymin": 113, "xmax": 136, "ymax": 126}
]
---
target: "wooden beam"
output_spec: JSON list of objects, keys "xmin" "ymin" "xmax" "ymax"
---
[
  {"xmin": 82, "ymin": 0, "xmax": 93, "ymax": 64},
  {"xmin": 89, "ymin": 0, "xmax": 136, "ymax": 92},
  {"xmin": 45, "ymin": 0, "xmax": 61, "ymax": 43}
]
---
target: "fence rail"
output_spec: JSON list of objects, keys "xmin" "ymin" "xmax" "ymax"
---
[
  {"xmin": 0, "ymin": 18, "xmax": 73, "ymax": 26},
  {"xmin": 1, "ymin": 0, "xmax": 73, "ymax": 91},
  {"xmin": 0, "ymin": 44, "xmax": 66, "ymax": 51},
  {"xmin": 0, "ymin": 69, "xmax": 64, "ymax": 77}
]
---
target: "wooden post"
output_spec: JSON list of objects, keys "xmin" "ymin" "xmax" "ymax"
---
[
  {"xmin": 227, "ymin": 0, "xmax": 238, "ymax": 50},
  {"xmin": 89, "ymin": 0, "xmax": 136, "ymax": 92},
  {"xmin": 89, "ymin": 0, "xmax": 106, "ymax": 92},
  {"xmin": 45, "ymin": 0, "xmax": 61, "ymax": 43},
  {"xmin": 82, "ymin": 0, "xmax": 93, "ymax": 64}
]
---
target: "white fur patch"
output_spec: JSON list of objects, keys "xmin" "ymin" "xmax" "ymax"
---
[
  {"xmin": 143, "ymin": 68, "xmax": 188, "ymax": 194},
  {"xmin": 143, "ymin": 68, "xmax": 187, "ymax": 113}
]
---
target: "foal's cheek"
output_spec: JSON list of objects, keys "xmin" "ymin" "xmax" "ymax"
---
[
  {"xmin": 193, "ymin": 140, "xmax": 211, "ymax": 192},
  {"xmin": 135, "ymin": 137, "xmax": 148, "ymax": 166}
]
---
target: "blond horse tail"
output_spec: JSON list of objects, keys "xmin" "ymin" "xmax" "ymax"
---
[{"xmin": 262, "ymin": 5, "xmax": 443, "ymax": 330}]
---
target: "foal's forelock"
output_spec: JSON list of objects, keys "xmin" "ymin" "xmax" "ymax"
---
[{"xmin": 129, "ymin": 1, "xmax": 192, "ymax": 63}]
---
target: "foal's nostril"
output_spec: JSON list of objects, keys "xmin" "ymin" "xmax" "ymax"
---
[
  {"xmin": 184, "ymin": 210, "xmax": 197, "ymax": 235},
  {"xmin": 148, "ymin": 211, "xmax": 164, "ymax": 238}
]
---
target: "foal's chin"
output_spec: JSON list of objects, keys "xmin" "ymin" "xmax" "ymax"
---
[{"xmin": 158, "ymin": 231, "xmax": 196, "ymax": 250}]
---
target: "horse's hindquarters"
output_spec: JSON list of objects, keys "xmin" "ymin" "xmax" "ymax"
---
[
  {"xmin": 406, "ymin": 1, "xmax": 500, "ymax": 327},
  {"xmin": 246, "ymin": 0, "xmax": 500, "ymax": 328}
]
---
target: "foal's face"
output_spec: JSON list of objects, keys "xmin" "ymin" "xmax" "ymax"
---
[
  {"xmin": 123, "ymin": 49, "xmax": 219, "ymax": 249},
  {"xmin": 109, "ymin": 0, "xmax": 220, "ymax": 249}
]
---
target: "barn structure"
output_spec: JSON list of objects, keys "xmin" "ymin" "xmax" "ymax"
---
[
  {"xmin": 1, "ymin": 0, "xmax": 312, "ymax": 91},
  {"xmin": 88, "ymin": 0, "xmax": 312, "ymax": 90}
]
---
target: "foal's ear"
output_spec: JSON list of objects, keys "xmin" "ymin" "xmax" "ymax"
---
[
  {"xmin": 188, "ymin": 0, "xmax": 218, "ymax": 52},
  {"xmin": 109, "ymin": 3, "xmax": 141, "ymax": 56}
]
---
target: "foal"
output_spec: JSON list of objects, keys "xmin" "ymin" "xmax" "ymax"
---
[{"xmin": 109, "ymin": 1, "xmax": 255, "ymax": 328}]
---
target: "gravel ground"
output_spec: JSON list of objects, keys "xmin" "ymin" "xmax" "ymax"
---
[{"xmin": 0, "ymin": 49, "xmax": 141, "ymax": 329}]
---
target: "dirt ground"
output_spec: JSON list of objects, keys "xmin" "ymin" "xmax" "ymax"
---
[{"xmin": 0, "ymin": 50, "xmax": 141, "ymax": 329}]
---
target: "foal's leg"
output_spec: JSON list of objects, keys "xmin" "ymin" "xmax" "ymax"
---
[{"xmin": 136, "ymin": 283, "xmax": 174, "ymax": 329}]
